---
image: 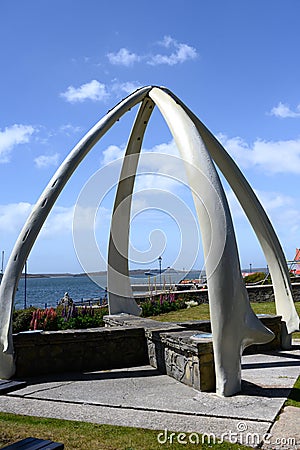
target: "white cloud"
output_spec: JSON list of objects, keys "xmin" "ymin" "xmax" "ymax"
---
[
  {"xmin": 73, "ymin": 205, "xmax": 110, "ymax": 232},
  {"xmin": 0, "ymin": 124, "xmax": 35, "ymax": 163},
  {"xmin": 270, "ymin": 102, "xmax": 300, "ymax": 118},
  {"xmin": 0, "ymin": 203, "xmax": 76, "ymax": 238},
  {"xmin": 255, "ymin": 189, "xmax": 300, "ymax": 233},
  {"xmin": 111, "ymin": 80, "xmax": 142, "ymax": 95},
  {"xmin": 107, "ymin": 48, "xmax": 140, "ymax": 66},
  {"xmin": 218, "ymin": 134, "xmax": 300, "ymax": 174},
  {"xmin": 101, "ymin": 140, "xmax": 179, "ymax": 165},
  {"xmin": 59, "ymin": 124, "xmax": 82, "ymax": 136},
  {"xmin": 0, "ymin": 202, "xmax": 33, "ymax": 233},
  {"xmin": 34, "ymin": 153, "xmax": 60, "ymax": 169},
  {"xmin": 225, "ymin": 186, "xmax": 300, "ymax": 266},
  {"xmin": 60, "ymin": 80, "xmax": 109, "ymax": 103},
  {"xmin": 106, "ymin": 36, "xmax": 198, "ymax": 68},
  {"xmin": 148, "ymin": 35, "xmax": 198, "ymax": 66},
  {"xmin": 41, "ymin": 206, "xmax": 74, "ymax": 237},
  {"xmin": 101, "ymin": 140, "xmax": 180, "ymax": 168},
  {"xmin": 102, "ymin": 144, "xmax": 125, "ymax": 165},
  {"xmin": 100, "ymin": 140, "xmax": 186, "ymax": 201},
  {"xmin": 226, "ymin": 187, "xmax": 294, "ymax": 220}
]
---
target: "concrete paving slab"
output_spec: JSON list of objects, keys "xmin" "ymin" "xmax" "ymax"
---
[
  {"xmin": 1, "ymin": 347, "xmax": 299, "ymax": 448},
  {"xmin": 262, "ymin": 406, "xmax": 300, "ymax": 450},
  {"xmin": 0, "ymin": 395, "xmax": 273, "ymax": 445},
  {"xmin": 8, "ymin": 349, "xmax": 300, "ymax": 422},
  {"xmin": 9, "ymin": 368, "xmax": 284, "ymax": 422}
]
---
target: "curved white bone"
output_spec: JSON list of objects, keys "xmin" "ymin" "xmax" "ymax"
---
[
  {"xmin": 148, "ymin": 88, "xmax": 273, "ymax": 395},
  {"xmin": 0, "ymin": 86, "xmax": 153, "ymax": 378},
  {"xmin": 108, "ymin": 97, "xmax": 155, "ymax": 315}
]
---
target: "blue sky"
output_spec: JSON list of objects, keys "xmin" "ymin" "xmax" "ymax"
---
[{"xmin": 1, "ymin": 0, "xmax": 300, "ymax": 274}]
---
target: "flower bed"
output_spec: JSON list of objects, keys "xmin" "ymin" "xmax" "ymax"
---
[
  {"xmin": 13, "ymin": 305, "xmax": 109, "ymax": 333},
  {"xmin": 12, "ymin": 293, "xmax": 191, "ymax": 333}
]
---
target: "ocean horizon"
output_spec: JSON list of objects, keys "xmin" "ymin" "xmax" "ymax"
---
[
  {"xmin": 11, "ymin": 266, "xmax": 267, "ymax": 310},
  {"xmin": 14, "ymin": 269, "xmax": 203, "ymax": 310}
]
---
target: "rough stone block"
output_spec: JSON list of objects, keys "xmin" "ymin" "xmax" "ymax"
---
[{"xmin": 159, "ymin": 330, "xmax": 215, "ymax": 392}]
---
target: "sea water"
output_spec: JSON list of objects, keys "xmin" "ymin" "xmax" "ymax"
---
[
  {"xmin": 15, "ymin": 275, "xmax": 107, "ymax": 310},
  {"xmin": 14, "ymin": 270, "xmax": 202, "ymax": 310}
]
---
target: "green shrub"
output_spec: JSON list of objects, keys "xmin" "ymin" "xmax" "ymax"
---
[
  {"xmin": 243, "ymin": 272, "xmax": 271, "ymax": 284},
  {"xmin": 13, "ymin": 308, "xmax": 37, "ymax": 333},
  {"xmin": 141, "ymin": 294, "xmax": 187, "ymax": 317},
  {"xmin": 58, "ymin": 307, "xmax": 108, "ymax": 329}
]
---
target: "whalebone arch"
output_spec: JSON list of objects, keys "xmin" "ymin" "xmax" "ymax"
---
[{"xmin": 0, "ymin": 86, "xmax": 298, "ymax": 397}]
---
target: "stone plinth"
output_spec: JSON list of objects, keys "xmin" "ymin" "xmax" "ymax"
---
[
  {"xmin": 104, "ymin": 314, "xmax": 284, "ymax": 392},
  {"xmin": 144, "ymin": 325, "xmax": 184, "ymax": 372},
  {"xmin": 160, "ymin": 330, "xmax": 215, "ymax": 392}
]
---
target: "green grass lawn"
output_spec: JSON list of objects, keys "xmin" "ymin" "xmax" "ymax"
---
[
  {"xmin": 149, "ymin": 301, "xmax": 300, "ymax": 339},
  {"xmin": 0, "ymin": 413, "xmax": 253, "ymax": 450},
  {"xmin": 285, "ymin": 375, "xmax": 300, "ymax": 408}
]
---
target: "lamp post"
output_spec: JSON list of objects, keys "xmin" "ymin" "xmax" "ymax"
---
[
  {"xmin": 24, "ymin": 260, "xmax": 27, "ymax": 310},
  {"xmin": 1, "ymin": 251, "xmax": 4, "ymax": 273},
  {"xmin": 158, "ymin": 256, "xmax": 162, "ymax": 289},
  {"xmin": 0, "ymin": 251, "xmax": 3, "ymax": 283}
]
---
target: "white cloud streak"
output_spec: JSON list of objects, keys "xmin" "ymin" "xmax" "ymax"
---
[
  {"xmin": 106, "ymin": 36, "xmax": 198, "ymax": 67},
  {"xmin": 41, "ymin": 205, "xmax": 74, "ymax": 237},
  {"xmin": 270, "ymin": 102, "xmax": 300, "ymax": 118},
  {"xmin": 102, "ymin": 144, "xmax": 126, "ymax": 165},
  {"xmin": 34, "ymin": 153, "xmax": 60, "ymax": 169},
  {"xmin": 148, "ymin": 36, "xmax": 198, "ymax": 66},
  {"xmin": 101, "ymin": 140, "xmax": 184, "ymax": 195},
  {"xmin": 0, "ymin": 203, "xmax": 77, "ymax": 238},
  {"xmin": 218, "ymin": 134, "xmax": 300, "ymax": 174},
  {"xmin": 59, "ymin": 124, "xmax": 82, "ymax": 136},
  {"xmin": 107, "ymin": 48, "xmax": 140, "ymax": 66},
  {"xmin": 0, "ymin": 124, "xmax": 35, "ymax": 163},
  {"xmin": 0, "ymin": 202, "xmax": 33, "ymax": 233},
  {"xmin": 227, "ymin": 187, "xmax": 300, "ymax": 245},
  {"xmin": 111, "ymin": 80, "xmax": 142, "ymax": 95},
  {"xmin": 60, "ymin": 80, "xmax": 109, "ymax": 103}
]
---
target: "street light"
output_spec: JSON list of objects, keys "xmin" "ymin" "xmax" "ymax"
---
[
  {"xmin": 24, "ymin": 260, "xmax": 27, "ymax": 310},
  {"xmin": 158, "ymin": 256, "xmax": 162, "ymax": 288}
]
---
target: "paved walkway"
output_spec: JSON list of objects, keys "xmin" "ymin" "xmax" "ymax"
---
[{"xmin": 0, "ymin": 345, "xmax": 299, "ymax": 449}]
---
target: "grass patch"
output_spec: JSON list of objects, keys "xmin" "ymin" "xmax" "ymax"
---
[
  {"xmin": 0, "ymin": 412, "xmax": 253, "ymax": 449},
  {"xmin": 149, "ymin": 301, "xmax": 300, "ymax": 339},
  {"xmin": 149, "ymin": 302, "xmax": 211, "ymax": 322},
  {"xmin": 285, "ymin": 375, "xmax": 300, "ymax": 408}
]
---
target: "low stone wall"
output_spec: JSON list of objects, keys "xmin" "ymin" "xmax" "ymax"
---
[
  {"xmin": 12, "ymin": 313, "xmax": 284, "ymax": 384},
  {"xmin": 13, "ymin": 326, "xmax": 148, "ymax": 378},
  {"xmin": 173, "ymin": 282, "xmax": 300, "ymax": 304}
]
